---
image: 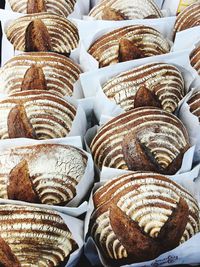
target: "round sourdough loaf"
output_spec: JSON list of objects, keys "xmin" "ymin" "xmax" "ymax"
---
[
  {"xmin": 174, "ymin": 2, "xmax": 200, "ymax": 35},
  {"xmin": 0, "ymin": 204, "xmax": 78, "ymax": 266},
  {"xmin": 91, "ymin": 172, "xmax": 200, "ymax": 265},
  {"xmin": 6, "ymin": 13, "xmax": 79, "ymax": 54},
  {"xmin": 91, "ymin": 107, "xmax": 190, "ymax": 174},
  {"xmin": 8, "ymin": 0, "xmax": 77, "ymax": 17},
  {"xmin": 190, "ymin": 44, "xmax": 200, "ymax": 75},
  {"xmin": 0, "ymin": 90, "xmax": 76, "ymax": 140},
  {"xmin": 0, "ymin": 144, "xmax": 88, "ymax": 205},
  {"xmin": 0, "ymin": 52, "xmax": 82, "ymax": 97},
  {"xmin": 89, "ymin": 0, "xmax": 162, "ymax": 20},
  {"xmin": 187, "ymin": 91, "xmax": 200, "ymax": 121},
  {"xmin": 102, "ymin": 62, "xmax": 185, "ymax": 112},
  {"xmin": 88, "ymin": 25, "xmax": 170, "ymax": 68}
]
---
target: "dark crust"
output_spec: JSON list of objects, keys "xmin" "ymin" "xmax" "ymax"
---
[{"xmin": 0, "ymin": 237, "xmax": 21, "ymax": 267}]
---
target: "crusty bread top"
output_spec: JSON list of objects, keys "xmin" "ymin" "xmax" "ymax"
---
[
  {"xmin": 89, "ymin": 0, "xmax": 162, "ymax": 20},
  {"xmin": 188, "ymin": 91, "xmax": 200, "ymax": 121},
  {"xmin": 8, "ymin": 0, "xmax": 77, "ymax": 17},
  {"xmin": 6, "ymin": 13, "xmax": 79, "ymax": 54},
  {"xmin": 0, "ymin": 52, "xmax": 82, "ymax": 97}
]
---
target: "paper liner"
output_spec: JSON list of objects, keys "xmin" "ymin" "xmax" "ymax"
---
[
  {"xmin": 73, "ymin": 17, "xmax": 176, "ymax": 72},
  {"xmin": 4, "ymin": 0, "xmax": 90, "ymax": 19},
  {"xmin": 0, "ymin": 200, "xmax": 84, "ymax": 267},
  {"xmin": 80, "ymin": 49, "xmax": 196, "ymax": 121},
  {"xmin": 0, "ymin": 136, "xmax": 94, "ymax": 216},
  {"xmin": 84, "ymin": 165, "xmax": 200, "ymax": 267},
  {"xmin": 179, "ymin": 87, "xmax": 200, "ymax": 164}
]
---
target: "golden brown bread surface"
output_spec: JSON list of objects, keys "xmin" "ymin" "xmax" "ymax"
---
[
  {"xmin": 0, "ymin": 144, "xmax": 88, "ymax": 205},
  {"xmin": 88, "ymin": 25, "xmax": 170, "ymax": 68},
  {"xmin": 0, "ymin": 52, "xmax": 81, "ymax": 97},
  {"xmin": 0, "ymin": 90, "xmax": 76, "ymax": 140},
  {"xmin": 0, "ymin": 52, "xmax": 82, "ymax": 97},
  {"xmin": 174, "ymin": 2, "xmax": 200, "ymax": 35},
  {"xmin": 6, "ymin": 13, "xmax": 79, "ymax": 54},
  {"xmin": 90, "ymin": 107, "xmax": 190, "ymax": 174},
  {"xmin": 102, "ymin": 63, "xmax": 185, "ymax": 112},
  {"xmin": 8, "ymin": 0, "xmax": 77, "ymax": 17},
  {"xmin": 89, "ymin": 0, "xmax": 162, "ymax": 20},
  {"xmin": 91, "ymin": 172, "xmax": 199, "ymax": 265},
  {"xmin": 0, "ymin": 204, "xmax": 78, "ymax": 266},
  {"xmin": 190, "ymin": 44, "xmax": 200, "ymax": 75}
]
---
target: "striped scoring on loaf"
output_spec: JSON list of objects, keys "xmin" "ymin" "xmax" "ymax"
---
[
  {"xmin": 90, "ymin": 107, "xmax": 189, "ymax": 170},
  {"xmin": 102, "ymin": 63, "xmax": 185, "ymax": 112},
  {"xmin": 6, "ymin": 13, "xmax": 79, "ymax": 53},
  {"xmin": 8, "ymin": 0, "xmax": 77, "ymax": 17},
  {"xmin": 174, "ymin": 2, "xmax": 200, "ymax": 34},
  {"xmin": 0, "ymin": 52, "xmax": 82, "ymax": 97},
  {"xmin": 91, "ymin": 172, "xmax": 200, "ymax": 261},
  {"xmin": 88, "ymin": 25, "xmax": 170, "ymax": 68},
  {"xmin": 187, "ymin": 91, "xmax": 200, "ymax": 121},
  {"xmin": 0, "ymin": 204, "xmax": 77, "ymax": 266},
  {"xmin": 0, "ymin": 144, "xmax": 88, "ymax": 205},
  {"xmin": 89, "ymin": 0, "xmax": 162, "ymax": 20},
  {"xmin": 0, "ymin": 90, "xmax": 76, "ymax": 140},
  {"xmin": 190, "ymin": 45, "xmax": 200, "ymax": 75}
]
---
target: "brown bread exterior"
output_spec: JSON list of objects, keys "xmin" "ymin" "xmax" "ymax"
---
[
  {"xmin": 90, "ymin": 107, "xmax": 190, "ymax": 174},
  {"xmin": 91, "ymin": 172, "xmax": 199, "ymax": 265},
  {"xmin": 88, "ymin": 25, "xmax": 170, "ymax": 68},
  {"xmin": 187, "ymin": 91, "xmax": 200, "ymax": 121}
]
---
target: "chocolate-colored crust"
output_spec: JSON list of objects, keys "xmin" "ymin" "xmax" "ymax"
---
[
  {"xmin": 190, "ymin": 44, "xmax": 200, "ymax": 75},
  {"xmin": 0, "ymin": 52, "xmax": 81, "ymax": 97},
  {"xmin": 174, "ymin": 2, "xmax": 200, "ymax": 35},
  {"xmin": 0, "ymin": 204, "xmax": 78, "ymax": 266},
  {"xmin": 102, "ymin": 63, "xmax": 185, "ymax": 112},
  {"xmin": 0, "ymin": 144, "xmax": 87, "ymax": 206},
  {"xmin": 88, "ymin": 25, "xmax": 170, "ymax": 68},
  {"xmin": 27, "ymin": 0, "xmax": 47, "ymax": 13},
  {"xmin": 187, "ymin": 91, "xmax": 200, "ymax": 121},
  {"xmin": 91, "ymin": 172, "xmax": 199, "ymax": 265},
  {"xmin": 91, "ymin": 107, "xmax": 190, "ymax": 173}
]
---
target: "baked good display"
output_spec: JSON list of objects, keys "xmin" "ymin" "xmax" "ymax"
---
[
  {"xmin": 89, "ymin": 0, "xmax": 162, "ymax": 20},
  {"xmin": 6, "ymin": 13, "xmax": 79, "ymax": 54},
  {"xmin": 190, "ymin": 44, "xmax": 200, "ymax": 75},
  {"xmin": 88, "ymin": 25, "xmax": 171, "ymax": 68},
  {"xmin": 174, "ymin": 2, "xmax": 200, "ymax": 35},
  {"xmin": 0, "ymin": 204, "xmax": 77, "ymax": 266},
  {"xmin": 91, "ymin": 172, "xmax": 200, "ymax": 265},
  {"xmin": 187, "ymin": 91, "xmax": 200, "ymax": 121},
  {"xmin": 0, "ymin": 90, "xmax": 76, "ymax": 140},
  {"xmin": 0, "ymin": 52, "xmax": 82, "ymax": 97},
  {"xmin": 90, "ymin": 107, "xmax": 190, "ymax": 174},
  {"xmin": 102, "ymin": 63, "xmax": 185, "ymax": 112},
  {"xmin": 8, "ymin": 0, "xmax": 77, "ymax": 17},
  {"xmin": 0, "ymin": 144, "xmax": 88, "ymax": 205}
]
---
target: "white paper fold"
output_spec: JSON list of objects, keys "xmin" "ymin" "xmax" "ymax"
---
[
  {"xmin": 84, "ymin": 165, "xmax": 200, "ymax": 267},
  {"xmin": 0, "ymin": 136, "xmax": 94, "ymax": 216},
  {"xmin": 75, "ymin": 17, "xmax": 176, "ymax": 72}
]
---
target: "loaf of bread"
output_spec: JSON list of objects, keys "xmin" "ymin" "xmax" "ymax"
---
[
  {"xmin": 0, "ymin": 144, "xmax": 87, "ymax": 205},
  {"xmin": 190, "ymin": 44, "xmax": 200, "ymax": 75},
  {"xmin": 174, "ymin": 2, "xmax": 200, "ymax": 34},
  {"xmin": 187, "ymin": 91, "xmax": 200, "ymax": 121},
  {"xmin": 0, "ymin": 204, "xmax": 77, "ymax": 266},
  {"xmin": 88, "ymin": 25, "xmax": 170, "ymax": 68},
  {"xmin": 0, "ymin": 52, "xmax": 82, "ymax": 97},
  {"xmin": 89, "ymin": 0, "xmax": 162, "ymax": 20},
  {"xmin": 0, "ymin": 90, "xmax": 76, "ymax": 140},
  {"xmin": 91, "ymin": 172, "xmax": 199, "ymax": 265},
  {"xmin": 8, "ymin": 0, "xmax": 77, "ymax": 17},
  {"xmin": 102, "ymin": 63, "xmax": 185, "ymax": 112},
  {"xmin": 91, "ymin": 107, "xmax": 190, "ymax": 174},
  {"xmin": 6, "ymin": 13, "xmax": 79, "ymax": 54}
]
